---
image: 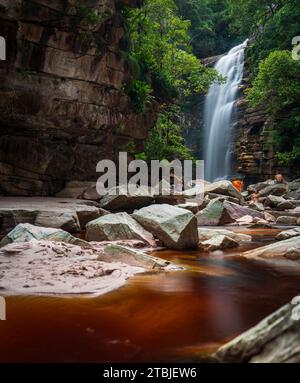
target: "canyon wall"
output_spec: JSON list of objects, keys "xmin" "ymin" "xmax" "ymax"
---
[
  {"xmin": 0, "ymin": 0, "xmax": 158, "ymax": 195},
  {"xmin": 233, "ymin": 62, "xmax": 290, "ymax": 184}
]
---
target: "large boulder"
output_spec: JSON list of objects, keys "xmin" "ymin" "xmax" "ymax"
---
[
  {"xmin": 132, "ymin": 204, "xmax": 198, "ymax": 250},
  {"xmin": 223, "ymin": 201, "xmax": 265, "ymax": 222},
  {"xmin": 259, "ymin": 183, "xmax": 288, "ymax": 197},
  {"xmin": 276, "ymin": 228, "xmax": 300, "ymax": 241},
  {"xmin": 200, "ymin": 235, "xmax": 239, "ymax": 251},
  {"xmin": 204, "ymin": 180, "xmax": 244, "ymax": 203},
  {"xmin": 86, "ymin": 212, "xmax": 156, "ymax": 246},
  {"xmin": 196, "ymin": 199, "xmax": 233, "ymax": 226},
  {"xmin": 248, "ymin": 180, "xmax": 274, "ymax": 193},
  {"xmin": 99, "ymin": 186, "xmax": 154, "ymax": 211},
  {"xmin": 288, "ymin": 179, "xmax": 300, "ymax": 192},
  {"xmin": 265, "ymin": 195, "xmax": 294, "ymax": 210},
  {"xmin": 34, "ymin": 210, "xmax": 80, "ymax": 232},
  {"xmin": 198, "ymin": 228, "xmax": 252, "ymax": 243},
  {"xmin": 276, "ymin": 216, "xmax": 298, "ymax": 225},
  {"xmin": 0, "ymin": 223, "xmax": 88, "ymax": 248},
  {"xmin": 241, "ymin": 236, "xmax": 300, "ymax": 262},
  {"xmin": 214, "ymin": 296, "xmax": 300, "ymax": 363}
]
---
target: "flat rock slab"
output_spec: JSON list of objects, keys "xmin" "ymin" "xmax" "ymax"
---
[
  {"xmin": 99, "ymin": 244, "xmax": 182, "ymax": 271},
  {"xmin": 241, "ymin": 236, "xmax": 300, "ymax": 262},
  {"xmin": 276, "ymin": 228, "xmax": 300, "ymax": 241},
  {"xmin": 223, "ymin": 201, "xmax": 265, "ymax": 221},
  {"xmin": 0, "ymin": 240, "xmax": 144, "ymax": 295},
  {"xmin": 198, "ymin": 228, "xmax": 252, "ymax": 243},
  {"xmin": 99, "ymin": 186, "xmax": 154, "ymax": 211},
  {"xmin": 0, "ymin": 197, "xmax": 107, "ymax": 233}
]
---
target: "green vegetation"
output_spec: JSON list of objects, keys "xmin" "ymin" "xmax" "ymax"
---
[
  {"xmin": 228, "ymin": 0, "xmax": 300, "ymax": 77},
  {"xmin": 126, "ymin": 80, "xmax": 154, "ymax": 113},
  {"xmin": 122, "ymin": 0, "xmax": 299, "ymax": 169},
  {"xmin": 227, "ymin": 0, "xmax": 300, "ymax": 169},
  {"xmin": 136, "ymin": 107, "xmax": 194, "ymax": 161},
  {"xmin": 174, "ymin": 0, "xmax": 241, "ymax": 58},
  {"xmin": 123, "ymin": 0, "xmax": 220, "ymax": 160},
  {"xmin": 248, "ymin": 51, "xmax": 300, "ymax": 167}
]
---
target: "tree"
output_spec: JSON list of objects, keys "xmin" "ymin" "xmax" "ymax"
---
[
  {"xmin": 123, "ymin": 0, "xmax": 220, "ymax": 160},
  {"xmin": 125, "ymin": 0, "xmax": 219, "ymax": 98},
  {"xmin": 175, "ymin": 0, "xmax": 241, "ymax": 58}
]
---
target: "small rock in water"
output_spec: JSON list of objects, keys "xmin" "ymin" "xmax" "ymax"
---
[
  {"xmin": 201, "ymin": 235, "xmax": 239, "ymax": 251},
  {"xmin": 248, "ymin": 220, "xmax": 273, "ymax": 229},
  {"xmin": 198, "ymin": 228, "xmax": 251, "ymax": 243}
]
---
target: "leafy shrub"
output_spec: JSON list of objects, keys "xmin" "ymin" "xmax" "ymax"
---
[
  {"xmin": 127, "ymin": 80, "xmax": 154, "ymax": 113},
  {"xmin": 136, "ymin": 109, "xmax": 194, "ymax": 161}
]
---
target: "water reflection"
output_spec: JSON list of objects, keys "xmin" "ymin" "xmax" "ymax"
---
[{"xmin": 0, "ymin": 230, "xmax": 300, "ymax": 362}]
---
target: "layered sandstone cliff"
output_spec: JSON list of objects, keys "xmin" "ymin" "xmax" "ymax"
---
[
  {"xmin": 0, "ymin": 0, "xmax": 158, "ymax": 195},
  {"xmin": 233, "ymin": 62, "xmax": 289, "ymax": 184}
]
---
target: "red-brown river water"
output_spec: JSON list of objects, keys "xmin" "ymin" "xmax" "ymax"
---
[{"xmin": 0, "ymin": 228, "xmax": 300, "ymax": 362}]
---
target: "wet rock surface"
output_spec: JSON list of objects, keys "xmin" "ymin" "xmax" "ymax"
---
[
  {"xmin": 241, "ymin": 236, "xmax": 300, "ymax": 263},
  {"xmin": 214, "ymin": 296, "xmax": 300, "ymax": 363}
]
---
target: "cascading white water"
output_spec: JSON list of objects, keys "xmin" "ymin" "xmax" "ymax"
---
[{"xmin": 203, "ymin": 40, "xmax": 248, "ymax": 182}]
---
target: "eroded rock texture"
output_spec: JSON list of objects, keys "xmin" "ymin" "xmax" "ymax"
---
[
  {"xmin": 233, "ymin": 61, "xmax": 289, "ymax": 184},
  {"xmin": 0, "ymin": 0, "xmax": 158, "ymax": 195}
]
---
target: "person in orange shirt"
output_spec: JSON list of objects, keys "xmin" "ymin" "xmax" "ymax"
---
[{"xmin": 232, "ymin": 179, "xmax": 244, "ymax": 193}]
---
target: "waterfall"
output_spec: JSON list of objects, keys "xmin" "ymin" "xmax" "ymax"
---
[{"xmin": 203, "ymin": 40, "xmax": 248, "ymax": 182}]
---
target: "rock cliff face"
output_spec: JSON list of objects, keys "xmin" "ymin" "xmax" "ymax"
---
[
  {"xmin": 0, "ymin": 0, "xmax": 158, "ymax": 195},
  {"xmin": 233, "ymin": 61, "xmax": 289, "ymax": 184}
]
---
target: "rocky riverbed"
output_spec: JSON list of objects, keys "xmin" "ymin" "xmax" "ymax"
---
[{"xmin": 0, "ymin": 178, "xmax": 300, "ymax": 362}]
